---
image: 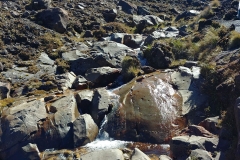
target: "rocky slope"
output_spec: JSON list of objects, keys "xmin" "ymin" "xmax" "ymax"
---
[{"xmin": 0, "ymin": 0, "xmax": 240, "ymax": 159}]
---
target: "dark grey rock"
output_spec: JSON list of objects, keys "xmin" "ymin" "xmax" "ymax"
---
[
  {"xmin": 22, "ymin": 143, "xmax": 41, "ymax": 160},
  {"xmin": 118, "ymin": 0, "xmax": 137, "ymax": 14},
  {"xmin": 36, "ymin": 8, "xmax": 69, "ymax": 33},
  {"xmin": 0, "ymin": 82, "xmax": 10, "ymax": 100},
  {"xmin": 137, "ymin": 6, "xmax": 150, "ymax": 16},
  {"xmin": 85, "ymin": 67, "xmax": 120, "ymax": 87},
  {"xmin": 91, "ymin": 88, "xmax": 111, "ymax": 125},
  {"xmin": 103, "ymin": 9, "xmax": 117, "ymax": 22},
  {"xmin": 73, "ymin": 114, "xmax": 98, "ymax": 147},
  {"xmin": 92, "ymin": 41, "xmax": 134, "ymax": 68},
  {"xmin": 0, "ymin": 100, "xmax": 46, "ymax": 160},
  {"xmin": 76, "ymin": 90, "xmax": 93, "ymax": 114},
  {"xmin": 84, "ymin": 30, "xmax": 93, "ymax": 38}
]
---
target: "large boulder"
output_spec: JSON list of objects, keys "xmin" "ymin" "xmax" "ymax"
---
[
  {"xmin": 44, "ymin": 95, "xmax": 79, "ymax": 147},
  {"xmin": 0, "ymin": 82, "xmax": 10, "ymax": 100},
  {"xmin": 91, "ymin": 88, "xmax": 112, "ymax": 126},
  {"xmin": 85, "ymin": 67, "xmax": 121, "ymax": 87},
  {"xmin": 105, "ymin": 72, "xmax": 186, "ymax": 143},
  {"xmin": 0, "ymin": 94, "xmax": 85, "ymax": 159},
  {"xmin": 36, "ymin": 8, "xmax": 69, "ymax": 33},
  {"xmin": 171, "ymin": 66, "xmax": 208, "ymax": 124},
  {"xmin": 110, "ymin": 33, "xmax": 144, "ymax": 48},
  {"xmin": 103, "ymin": 9, "xmax": 117, "ymax": 22},
  {"xmin": 73, "ymin": 114, "xmax": 98, "ymax": 147},
  {"xmin": 0, "ymin": 100, "xmax": 47, "ymax": 160},
  {"xmin": 144, "ymin": 43, "xmax": 173, "ymax": 69}
]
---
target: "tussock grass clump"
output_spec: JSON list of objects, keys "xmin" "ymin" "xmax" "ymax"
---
[
  {"xmin": 39, "ymin": 33, "xmax": 63, "ymax": 53},
  {"xmin": 0, "ymin": 98, "xmax": 15, "ymax": 108},
  {"xmin": 211, "ymin": 0, "xmax": 221, "ymax": 7},
  {"xmin": 200, "ymin": 7, "xmax": 214, "ymax": 19},
  {"xmin": 121, "ymin": 56, "xmax": 141, "ymax": 82},
  {"xmin": 0, "ymin": 98, "xmax": 15, "ymax": 114},
  {"xmin": 56, "ymin": 58, "xmax": 70, "ymax": 73},
  {"xmin": 103, "ymin": 22, "xmax": 135, "ymax": 34},
  {"xmin": 228, "ymin": 31, "xmax": 240, "ymax": 49},
  {"xmin": 28, "ymin": 65, "xmax": 40, "ymax": 74}
]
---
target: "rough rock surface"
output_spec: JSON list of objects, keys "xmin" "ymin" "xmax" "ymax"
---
[
  {"xmin": 76, "ymin": 90, "xmax": 94, "ymax": 114},
  {"xmin": 55, "ymin": 72, "xmax": 76, "ymax": 90},
  {"xmin": 73, "ymin": 114, "xmax": 98, "ymax": 147},
  {"xmin": 37, "ymin": 8, "xmax": 69, "ymax": 33},
  {"xmin": 91, "ymin": 88, "xmax": 112, "ymax": 126},
  {"xmin": 85, "ymin": 67, "xmax": 120, "ymax": 87},
  {"xmin": 171, "ymin": 66, "xmax": 208, "ymax": 124},
  {"xmin": 0, "ymin": 100, "xmax": 46, "ymax": 160}
]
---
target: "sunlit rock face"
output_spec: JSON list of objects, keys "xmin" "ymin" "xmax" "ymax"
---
[{"xmin": 105, "ymin": 72, "xmax": 186, "ymax": 143}]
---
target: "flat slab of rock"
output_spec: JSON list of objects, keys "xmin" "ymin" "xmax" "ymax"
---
[
  {"xmin": 37, "ymin": 52, "xmax": 54, "ymax": 65},
  {"xmin": 92, "ymin": 41, "xmax": 134, "ymax": 68},
  {"xmin": 85, "ymin": 67, "xmax": 120, "ymax": 87},
  {"xmin": 171, "ymin": 66, "xmax": 208, "ymax": 124},
  {"xmin": 62, "ymin": 50, "xmax": 88, "ymax": 61},
  {"xmin": 80, "ymin": 149, "xmax": 124, "ymax": 160}
]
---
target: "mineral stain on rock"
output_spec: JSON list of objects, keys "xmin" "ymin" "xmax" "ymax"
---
[{"xmin": 105, "ymin": 72, "xmax": 186, "ymax": 143}]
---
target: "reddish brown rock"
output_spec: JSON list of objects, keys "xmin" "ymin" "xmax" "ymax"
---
[{"xmin": 105, "ymin": 72, "xmax": 186, "ymax": 143}]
